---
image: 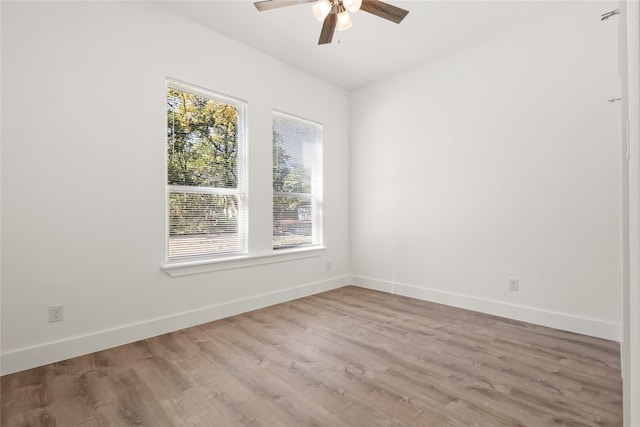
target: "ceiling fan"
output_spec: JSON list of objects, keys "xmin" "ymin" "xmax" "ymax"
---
[{"xmin": 253, "ymin": 0, "xmax": 409, "ymax": 45}]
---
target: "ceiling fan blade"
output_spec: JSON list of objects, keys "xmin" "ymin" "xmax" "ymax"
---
[
  {"xmin": 359, "ymin": 0, "xmax": 409, "ymax": 24},
  {"xmin": 318, "ymin": 12, "xmax": 337, "ymax": 45},
  {"xmin": 254, "ymin": 0, "xmax": 316, "ymax": 12}
]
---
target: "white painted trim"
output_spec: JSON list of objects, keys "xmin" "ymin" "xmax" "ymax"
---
[
  {"xmin": 163, "ymin": 246, "xmax": 325, "ymax": 277},
  {"xmin": 351, "ymin": 276, "xmax": 620, "ymax": 342},
  {"xmin": 0, "ymin": 275, "xmax": 350, "ymax": 375},
  {"xmin": 1, "ymin": 274, "xmax": 620, "ymax": 375},
  {"xmin": 622, "ymin": 0, "xmax": 640, "ymax": 424}
]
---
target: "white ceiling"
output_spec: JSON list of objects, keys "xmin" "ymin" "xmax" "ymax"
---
[{"xmin": 158, "ymin": 0, "xmax": 577, "ymax": 90}]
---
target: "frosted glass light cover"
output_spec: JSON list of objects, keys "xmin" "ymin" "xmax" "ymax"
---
[
  {"xmin": 345, "ymin": 0, "xmax": 362, "ymax": 12},
  {"xmin": 313, "ymin": 0, "xmax": 332, "ymax": 22},
  {"xmin": 336, "ymin": 10, "xmax": 352, "ymax": 30}
]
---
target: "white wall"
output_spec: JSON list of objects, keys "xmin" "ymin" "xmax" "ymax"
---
[
  {"xmin": 0, "ymin": 1, "xmax": 350, "ymax": 374},
  {"xmin": 350, "ymin": 2, "xmax": 622, "ymax": 340},
  {"xmin": 0, "ymin": 0, "xmax": 628, "ymax": 379}
]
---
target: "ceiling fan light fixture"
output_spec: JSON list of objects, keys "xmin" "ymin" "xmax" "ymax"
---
[
  {"xmin": 312, "ymin": 0, "xmax": 332, "ymax": 22},
  {"xmin": 344, "ymin": 0, "xmax": 362, "ymax": 12},
  {"xmin": 336, "ymin": 9, "xmax": 352, "ymax": 31},
  {"xmin": 254, "ymin": 0, "xmax": 409, "ymax": 45}
]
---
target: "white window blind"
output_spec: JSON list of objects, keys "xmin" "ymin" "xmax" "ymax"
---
[
  {"xmin": 272, "ymin": 111, "xmax": 322, "ymax": 249},
  {"xmin": 166, "ymin": 80, "xmax": 247, "ymax": 260}
]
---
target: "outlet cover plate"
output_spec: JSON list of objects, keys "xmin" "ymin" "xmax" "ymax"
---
[{"xmin": 49, "ymin": 305, "xmax": 64, "ymax": 322}]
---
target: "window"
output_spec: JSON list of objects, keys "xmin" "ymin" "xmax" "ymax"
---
[
  {"xmin": 166, "ymin": 80, "xmax": 247, "ymax": 261},
  {"xmin": 272, "ymin": 111, "xmax": 323, "ymax": 249}
]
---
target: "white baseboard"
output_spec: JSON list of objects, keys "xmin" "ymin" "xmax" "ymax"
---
[
  {"xmin": 3, "ymin": 275, "xmax": 619, "ymax": 375},
  {"xmin": 351, "ymin": 275, "xmax": 620, "ymax": 342},
  {"xmin": 1, "ymin": 276, "xmax": 350, "ymax": 375}
]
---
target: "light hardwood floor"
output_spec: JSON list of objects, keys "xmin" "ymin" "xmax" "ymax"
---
[{"xmin": 1, "ymin": 286, "xmax": 622, "ymax": 426}]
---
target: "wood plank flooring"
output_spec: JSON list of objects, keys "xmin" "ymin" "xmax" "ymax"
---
[{"xmin": 1, "ymin": 286, "xmax": 622, "ymax": 426}]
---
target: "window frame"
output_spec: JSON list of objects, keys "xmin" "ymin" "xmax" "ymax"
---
[
  {"xmin": 165, "ymin": 78, "xmax": 248, "ymax": 263},
  {"xmin": 272, "ymin": 110, "xmax": 323, "ymax": 251}
]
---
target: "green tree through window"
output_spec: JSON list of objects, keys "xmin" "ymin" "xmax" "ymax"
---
[
  {"xmin": 167, "ymin": 82, "xmax": 247, "ymax": 260},
  {"xmin": 272, "ymin": 112, "xmax": 322, "ymax": 249}
]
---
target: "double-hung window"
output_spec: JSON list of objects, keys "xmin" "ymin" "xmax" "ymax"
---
[
  {"xmin": 166, "ymin": 80, "xmax": 247, "ymax": 261},
  {"xmin": 272, "ymin": 111, "xmax": 323, "ymax": 250}
]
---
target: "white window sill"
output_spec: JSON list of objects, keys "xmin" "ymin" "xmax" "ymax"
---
[{"xmin": 162, "ymin": 246, "xmax": 325, "ymax": 277}]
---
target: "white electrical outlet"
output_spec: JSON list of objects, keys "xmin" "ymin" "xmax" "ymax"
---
[
  {"xmin": 326, "ymin": 261, "xmax": 332, "ymax": 271},
  {"xmin": 508, "ymin": 279, "xmax": 519, "ymax": 292},
  {"xmin": 49, "ymin": 305, "xmax": 64, "ymax": 322}
]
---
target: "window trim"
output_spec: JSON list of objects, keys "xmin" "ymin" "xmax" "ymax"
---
[
  {"xmin": 162, "ymin": 245, "xmax": 325, "ymax": 277},
  {"xmin": 165, "ymin": 78, "xmax": 249, "ymax": 262},
  {"xmin": 272, "ymin": 110, "xmax": 323, "ymax": 251}
]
